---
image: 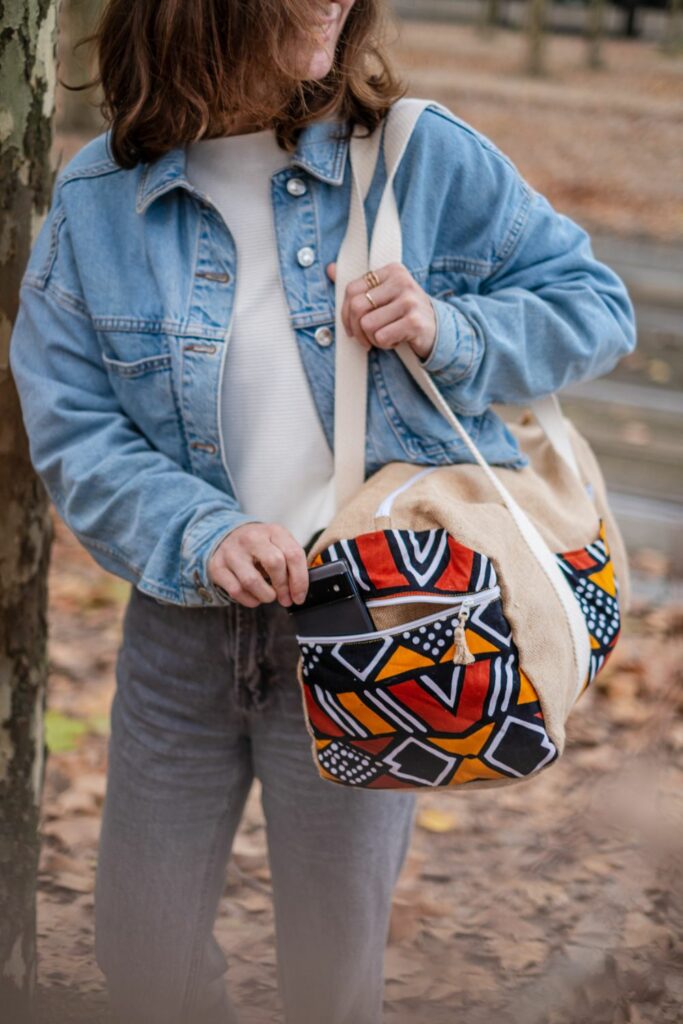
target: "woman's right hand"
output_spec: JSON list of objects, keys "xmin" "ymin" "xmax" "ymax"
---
[{"xmin": 208, "ymin": 522, "xmax": 309, "ymax": 608}]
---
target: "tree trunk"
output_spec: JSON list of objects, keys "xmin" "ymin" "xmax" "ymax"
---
[
  {"xmin": 0, "ymin": 1, "xmax": 59, "ymax": 1019},
  {"xmin": 527, "ymin": 0, "xmax": 548, "ymax": 76},
  {"xmin": 662, "ymin": 0, "xmax": 683, "ymax": 53},
  {"xmin": 623, "ymin": 0, "xmax": 640, "ymax": 38},
  {"xmin": 478, "ymin": 0, "xmax": 502, "ymax": 37},
  {"xmin": 586, "ymin": 0, "xmax": 607, "ymax": 68}
]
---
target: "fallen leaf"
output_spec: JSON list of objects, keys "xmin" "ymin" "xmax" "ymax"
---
[
  {"xmin": 416, "ymin": 808, "xmax": 459, "ymax": 833},
  {"xmin": 52, "ymin": 871, "xmax": 94, "ymax": 894},
  {"xmin": 44, "ymin": 711, "xmax": 88, "ymax": 753}
]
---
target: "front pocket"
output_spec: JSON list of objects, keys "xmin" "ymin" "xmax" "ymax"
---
[
  {"xmin": 295, "ymin": 585, "xmax": 501, "ymax": 645},
  {"xmin": 555, "ymin": 517, "xmax": 622, "ymax": 694},
  {"xmin": 296, "ymin": 581, "xmax": 559, "ymax": 789},
  {"xmin": 102, "ymin": 352, "xmax": 173, "ymax": 377},
  {"xmin": 98, "ymin": 336, "xmax": 185, "ymax": 465},
  {"xmin": 370, "ymin": 347, "xmax": 482, "ymax": 461},
  {"xmin": 295, "ymin": 517, "xmax": 622, "ymax": 789}
]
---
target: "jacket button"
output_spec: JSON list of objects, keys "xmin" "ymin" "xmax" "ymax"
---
[
  {"xmin": 297, "ymin": 246, "xmax": 315, "ymax": 267},
  {"xmin": 287, "ymin": 177, "xmax": 307, "ymax": 196},
  {"xmin": 314, "ymin": 326, "xmax": 333, "ymax": 347},
  {"xmin": 192, "ymin": 570, "xmax": 214, "ymax": 603},
  {"xmin": 196, "ymin": 270, "xmax": 231, "ymax": 283}
]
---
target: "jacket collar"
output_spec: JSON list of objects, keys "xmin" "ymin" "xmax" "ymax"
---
[{"xmin": 136, "ymin": 116, "xmax": 350, "ymax": 214}]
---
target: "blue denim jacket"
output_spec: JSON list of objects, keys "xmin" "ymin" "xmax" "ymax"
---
[{"xmin": 9, "ymin": 100, "xmax": 636, "ymax": 608}]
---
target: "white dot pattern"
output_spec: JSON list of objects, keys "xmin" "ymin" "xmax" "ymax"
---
[{"xmin": 318, "ymin": 741, "xmax": 381, "ymax": 785}]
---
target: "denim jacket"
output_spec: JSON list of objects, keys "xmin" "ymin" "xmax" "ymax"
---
[{"xmin": 9, "ymin": 100, "xmax": 636, "ymax": 608}]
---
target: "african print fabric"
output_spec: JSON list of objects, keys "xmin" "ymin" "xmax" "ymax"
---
[{"xmin": 297, "ymin": 517, "xmax": 621, "ymax": 789}]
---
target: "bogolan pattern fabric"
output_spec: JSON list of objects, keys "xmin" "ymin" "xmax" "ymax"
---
[
  {"xmin": 555, "ymin": 518, "xmax": 621, "ymax": 692},
  {"xmin": 308, "ymin": 529, "xmax": 499, "ymax": 601},
  {"xmin": 297, "ymin": 518, "xmax": 621, "ymax": 788}
]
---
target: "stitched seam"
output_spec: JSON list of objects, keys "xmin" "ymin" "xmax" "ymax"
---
[
  {"xmin": 181, "ymin": 801, "xmax": 235, "ymax": 1019},
  {"xmin": 169, "ymin": 356, "xmax": 191, "ymax": 471},
  {"xmin": 424, "ymin": 104, "xmax": 521, "ymax": 177},
  {"xmin": 186, "ymin": 198, "xmax": 206, "ymax": 319},
  {"xmin": 44, "ymin": 201, "xmax": 66, "ymax": 285},
  {"xmin": 308, "ymin": 179, "xmax": 329, "ymax": 312},
  {"xmin": 439, "ymin": 316, "xmax": 481, "ymax": 386},
  {"xmin": 20, "ymin": 280, "xmax": 92, "ymax": 323},
  {"xmin": 422, "ymin": 104, "xmax": 534, "ymax": 275},
  {"xmin": 92, "ymin": 317, "xmax": 223, "ymax": 335},
  {"xmin": 428, "ymin": 255, "xmax": 493, "ymax": 278},
  {"xmin": 73, "ymin": 532, "xmax": 144, "ymax": 575},
  {"xmin": 493, "ymin": 180, "xmax": 535, "ymax": 269},
  {"xmin": 331, "ymin": 123, "xmax": 349, "ymax": 181},
  {"xmin": 70, "ymin": 529, "xmax": 178, "ymax": 600},
  {"xmin": 46, "ymin": 282, "xmax": 91, "ymax": 318},
  {"xmin": 370, "ymin": 350, "xmax": 481, "ymax": 454},
  {"xmin": 102, "ymin": 352, "xmax": 172, "ymax": 372},
  {"xmin": 57, "ymin": 157, "xmax": 120, "ymax": 186},
  {"xmin": 136, "ymin": 164, "xmax": 150, "ymax": 212}
]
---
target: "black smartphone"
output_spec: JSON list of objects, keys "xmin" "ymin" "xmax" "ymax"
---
[{"xmin": 287, "ymin": 559, "xmax": 375, "ymax": 638}]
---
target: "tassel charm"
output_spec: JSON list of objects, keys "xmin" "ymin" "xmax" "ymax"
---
[{"xmin": 452, "ymin": 606, "xmax": 475, "ymax": 665}]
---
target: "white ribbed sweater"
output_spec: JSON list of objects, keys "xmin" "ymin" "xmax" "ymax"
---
[{"xmin": 186, "ymin": 128, "xmax": 336, "ymax": 549}]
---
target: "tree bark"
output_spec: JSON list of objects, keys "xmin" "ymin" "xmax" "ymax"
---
[
  {"xmin": 527, "ymin": 0, "xmax": 548, "ymax": 76},
  {"xmin": 586, "ymin": 0, "xmax": 607, "ymax": 69},
  {"xmin": 0, "ymin": 1, "xmax": 59, "ymax": 1019},
  {"xmin": 478, "ymin": 0, "xmax": 502, "ymax": 37},
  {"xmin": 662, "ymin": 0, "xmax": 683, "ymax": 53}
]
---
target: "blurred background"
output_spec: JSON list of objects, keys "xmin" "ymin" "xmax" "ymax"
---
[{"xmin": 31, "ymin": 2, "xmax": 683, "ymax": 1022}]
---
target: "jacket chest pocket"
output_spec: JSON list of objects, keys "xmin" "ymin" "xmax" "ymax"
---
[
  {"xmin": 370, "ymin": 347, "xmax": 481, "ymax": 462},
  {"xmin": 98, "ymin": 333, "xmax": 187, "ymax": 466},
  {"xmin": 366, "ymin": 263, "xmax": 485, "ymax": 463}
]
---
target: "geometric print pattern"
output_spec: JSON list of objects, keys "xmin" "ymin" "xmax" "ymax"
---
[
  {"xmin": 297, "ymin": 519, "xmax": 621, "ymax": 789},
  {"xmin": 555, "ymin": 518, "xmax": 621, "ymax": 694},
  {"xmin": 309, "ymin": 527, "xmax": 499, "ymax": 601}
]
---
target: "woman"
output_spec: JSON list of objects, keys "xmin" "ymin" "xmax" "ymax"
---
[{"xmin": 9, "ymin": 0, "xmax": 636, "ymax": 1021}]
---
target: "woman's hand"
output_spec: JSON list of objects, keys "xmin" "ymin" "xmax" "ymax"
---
[
  {"xmin": 208, "ymin": 522, "xmax": 309, "ymax": 609},
  {"xmin": 326, "ymin": 261, "xmax": 437, "ymax": 361}
]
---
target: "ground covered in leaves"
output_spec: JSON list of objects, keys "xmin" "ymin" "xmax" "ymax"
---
[
  {"xmin": 391, "ymin": 18, "xmax": 683, "ymax": 243},
  {"xmin": 35, "ymin": 511, "xmax": 683, "ymax": 1024}
]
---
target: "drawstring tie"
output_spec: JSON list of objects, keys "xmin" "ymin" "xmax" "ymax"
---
[{"xmin": 452, "ymin": 605, "xmax": 475, "ymax": 666}]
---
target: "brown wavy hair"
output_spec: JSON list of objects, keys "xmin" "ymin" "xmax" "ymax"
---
[{"xmin": 62, "ymin": 0, "xmax": 407, "ymax": 169}]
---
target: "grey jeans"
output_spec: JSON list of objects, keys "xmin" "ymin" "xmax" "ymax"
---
[{"xmin": 94, "ymin": 586, "xmax": 417, "ymax": 1024}]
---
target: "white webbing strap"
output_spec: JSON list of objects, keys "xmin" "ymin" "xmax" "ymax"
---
[
  {"xmin": 334, "ymin": 95, "xmax": 591, "ymax": 702},
  {"xmin": 529, "ymin": 393, "xmax": 580, "ymax": 479},
  {"xmin": 393, "ymin": 339, "xmax": 591, "ymax": 703},
  {"xmin": 332, "ymin": 123, "xmax": 383, "ymax": 509}
]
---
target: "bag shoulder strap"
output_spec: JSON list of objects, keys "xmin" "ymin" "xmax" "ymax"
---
[
  {"xmin": 333, "ymin": 96, "xmax": 592, "ymax": 705},
  {"xmin": 333, "ymin": 96, "xmax": 581, "ymax": 512},
  {"xmin": 333, "ymin": 100, "xmax": 427, "ymax": 510}
]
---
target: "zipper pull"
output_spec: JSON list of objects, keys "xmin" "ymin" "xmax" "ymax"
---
[{"xmin": 452, "ymin": 605, "xmax": 475, "ymax": 665}]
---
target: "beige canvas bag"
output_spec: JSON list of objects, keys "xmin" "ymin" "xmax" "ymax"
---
[{"xmin": 294, "ymin": 97, "xmax": 630, "ymax": 791}]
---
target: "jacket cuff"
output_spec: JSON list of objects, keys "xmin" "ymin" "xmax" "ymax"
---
[
  {"xmin": 181, "ymin": 508, "xmax": 263, "ymax": 606},
  {"xmin": 419, "ymin": 295, "xmax": 484, "ymax": 387}
]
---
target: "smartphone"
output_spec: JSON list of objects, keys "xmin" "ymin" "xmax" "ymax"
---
[{"xmin": 287, "ymin": 559, "xmax": 375, "ymax": 638}]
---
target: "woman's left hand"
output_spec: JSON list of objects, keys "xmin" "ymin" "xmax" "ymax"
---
[{"xmin": 326, "ymin": 261, "xmax": 437, "ymax": 361}]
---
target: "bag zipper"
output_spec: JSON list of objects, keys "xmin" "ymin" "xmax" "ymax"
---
[{"xmin": 296, "ymin": 584, "xmax": 501, "ymax": 645}]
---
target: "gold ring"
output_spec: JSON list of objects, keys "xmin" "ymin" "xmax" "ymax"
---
[
  {"xmin": 365, "ymin": 290, "xmax": 377, "ymax": 309},
  {"xmin": 363, "ymin": 270, "xmax": 381, "ymax": 289}
]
